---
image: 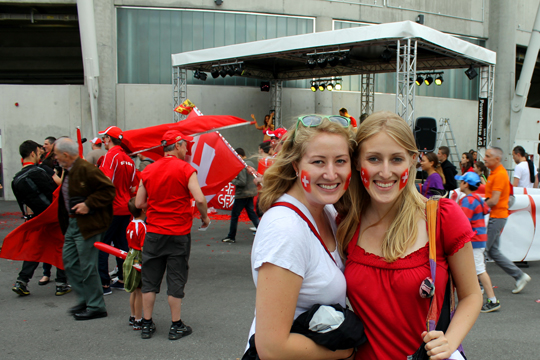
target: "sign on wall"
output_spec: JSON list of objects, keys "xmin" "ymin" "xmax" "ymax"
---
[{"xmin": 477, "ymin": 97, "xmax": 488, "ymax": 147}]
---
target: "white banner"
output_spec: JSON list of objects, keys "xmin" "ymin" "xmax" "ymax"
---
[{"xmin": 450, "ymin": 188, "xmax": 540, "ymax": 261}]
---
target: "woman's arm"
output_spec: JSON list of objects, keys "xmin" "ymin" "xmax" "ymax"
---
[
  {"xmin": 255, "ymin": 263, "xmax": 354, "ymax": 360},
  {"xmin": 422, "ymin": 242, "xmax": 482, "ymax": 359},
  {"xmin": 252, "ymin": 114, "xmax": 265, "ymax": 130}
]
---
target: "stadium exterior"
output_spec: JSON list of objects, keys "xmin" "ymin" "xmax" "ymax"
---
[{"xmin": 1, "ymin": 0, "xmax": 540, "ymax": 200}]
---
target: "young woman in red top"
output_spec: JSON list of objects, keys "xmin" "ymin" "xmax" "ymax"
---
[{"xmin": 336, "ymin": 111, "xmax": 482, "ymax": 360}]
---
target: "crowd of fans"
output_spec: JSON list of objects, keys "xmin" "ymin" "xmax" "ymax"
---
[{"xmin": 5, "ymin": 111, "xmax": 535, "ymax": 358}]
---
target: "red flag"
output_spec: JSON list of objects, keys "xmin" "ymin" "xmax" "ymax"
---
[
  {"xmin": 0, "ymin": 187, "xmax": 65, "ymax": 269},
  {"xmin": 77, "ymin": 127, "xmax": 83, "ymax": 158},
  {"xmin": 185, "ymin": 131, "xmax": 245, "ymax": 207},
  {"xmin": 208, "ymin": 183, "xmax": 236, "ymax": 210},
  {"xmin": 121, "ymin": 115, "xmax": 252, "ymax": 159}
]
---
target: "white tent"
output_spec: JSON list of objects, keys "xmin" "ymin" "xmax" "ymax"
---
[{"xmin": 172, "ymin": 21, "xmax": 496, "ymax": 142}]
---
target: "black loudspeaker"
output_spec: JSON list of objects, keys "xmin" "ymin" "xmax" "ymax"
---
[{"xmin": 414, "ymin": 117, "xmax": 437, "ymax": 152}]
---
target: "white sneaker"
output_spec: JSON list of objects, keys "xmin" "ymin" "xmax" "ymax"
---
[
  {"xmin": 249, "ymin": 227, "xmax": 257, "ymax": 232},
  {"xmin": 512, "ymin": 273, "xmax": 531, "ymax": 294}
]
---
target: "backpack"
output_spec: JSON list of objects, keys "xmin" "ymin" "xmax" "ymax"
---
[{"xmin": 11, "ymin": 166, "xmax": 52, "ymax": 218}]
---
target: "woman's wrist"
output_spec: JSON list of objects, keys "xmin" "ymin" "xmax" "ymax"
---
[{"xmin": 339, "ymin": 347, "xmax": 356, "ymax": 360}]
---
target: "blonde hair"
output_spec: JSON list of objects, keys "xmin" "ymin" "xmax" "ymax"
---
[
  {"xmin": 424, "ymin": 152, "xmax": 446, "ymax": 184},
  {"xmin": 258, "ymin": 117, "xmax": 356, "ymax": 213},
  {"xmin": 336, "ymin": 111, "xmax": 426, "ymax": 262}
]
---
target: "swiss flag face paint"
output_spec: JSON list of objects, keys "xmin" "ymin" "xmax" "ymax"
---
[
  {"xmin": 399, "ymin": 168, "xmax": 409, "ymax": 190},
  {"xmin": 360, "ymin": 168, "xmax": 370, "ymax": 188},
  {"xmin": 344, "ymin": 172, "xmax": 352, "ymax": 191},
  {"xmin": 300, "ymin": 170, "xmax": 311, "ymax": 193}
]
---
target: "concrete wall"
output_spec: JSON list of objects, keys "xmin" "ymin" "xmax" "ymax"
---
[{"xmin": 0, "ymin": 84, "xmax": 95, "ymax": 200}]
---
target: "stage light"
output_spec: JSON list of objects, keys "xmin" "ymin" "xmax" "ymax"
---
[
  {"xmin": 339, "ymin": 53, "xmax": 350, "ymax": 66},
  {"xmin": 335, "ymin": 81, "xmax": 342, "ymax": 90},
  {"xmin": 234, "ymin": 64, "xmax": 244, "ymax": 76},
  {"xmin": 194, "ymin": 70, "xmax": 201, "ymax": 80},
  {"xmin": 227, "ymin": 66, "xmax": 235, "ymax": 77},
  {"xmin": 328, "ymin": 55, "xmax": 339, "ymax": 67},
  {"xmin": 260, "ymin": 81, "xmax": 270, "ymax": 92},
  {"xmin": 211, "ymin": 68, "xmax": 220, "ymax": 79},
  {"xmin": 465, "ymin": 65, "xmax": 477, "ymax": 80},
  {"xmin": 327, "ymin": 83, "xmax": 334, "ymax": 91},
  {"xmin": 310, "ymin": 82, "xmax": 317, "ymax": 92},
  {"xmin": 415, "ymin": 75, "xmax": 424, "ymax": 86},
  {"xmin": 307, "ymin": 58, "xmax": 317, "ymax": 69},
  {"xmin": 424, "ymin": 75, "xmax": 433, "ymax": 86},
  {"xmin": 317, "ymin": 57, "xmax": 328, "ymax": 69},
  {"xmin": 381, "ymin": 48, "xmax": 393, "ymax": 62},
  {"xmin": 319, "ymin": 83, "xmax": 326, "ymax": 91},
  {"xmin": 219, "ymin": 68, "xmax": 227, "ymax": 78},
  {"xmin": 435, "ymin": 74, "xmax": 444, "ymax": 85}
]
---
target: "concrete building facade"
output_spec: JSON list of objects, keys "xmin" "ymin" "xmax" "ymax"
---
[{"xmin": 1, "ymin": 0, "xmax": 540, "ymax": 200}]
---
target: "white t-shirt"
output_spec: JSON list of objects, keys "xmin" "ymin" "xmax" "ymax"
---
[
  {"xmin": 514, "ymin": 161, "xmax": 537, "ymax": 188},
  {"xmin": 247, "ymin": 194, "xmax": 346, "ymax": 344}
]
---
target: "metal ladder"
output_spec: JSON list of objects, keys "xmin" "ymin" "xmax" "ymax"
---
[{"xmin": 435, "ymin": 118, "xmax": 460, "ymax": 168}]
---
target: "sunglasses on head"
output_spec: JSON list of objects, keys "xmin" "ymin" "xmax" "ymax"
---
[{"xmin": 293, "ymin": 115, "xmax": 350, "ymax": 141}]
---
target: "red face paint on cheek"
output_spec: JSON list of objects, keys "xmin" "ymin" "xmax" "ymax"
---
[
  {"xmin": 399, "ymin": 168, "xmax": 409, "ymax": 190},
  {"xmin": 344, "ymin": 172, "xmax": 352, "ymax": 191},
  {"xmin": 360, "ymin": 168, "xmax": 370, "ymax": 188},
  {"xmin": 300, "ymin": 170, "xmax": 311, "ymax": 193}
]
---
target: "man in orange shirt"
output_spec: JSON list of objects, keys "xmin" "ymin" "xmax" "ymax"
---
[{"xmin": 484, "ymin": 147, "xmax": 531, "ymax": 293}]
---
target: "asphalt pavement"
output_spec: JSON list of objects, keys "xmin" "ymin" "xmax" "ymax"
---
[{"xmin": 1, "ymin": 199, "xmax": 539, "ymax": 359}]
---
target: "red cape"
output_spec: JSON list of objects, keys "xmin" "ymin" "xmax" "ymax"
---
[{"xmin": 0, "ymin": 187, "xmax": 65, "ymax": 269}]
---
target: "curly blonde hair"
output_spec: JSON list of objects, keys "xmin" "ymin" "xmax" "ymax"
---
[{"xmin": 258, "ymin": 117, "xmax": 356, "ymax": 213}]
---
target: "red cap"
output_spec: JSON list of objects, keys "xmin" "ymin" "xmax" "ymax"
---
[
  {"xmin": 266, "ymin": 128, "xmax": 287, "ymax": 139},
  {"xmin": 90, "ymin": 137, "xmax": 102, "ymax": 145},
  {"xmin": 161, "ymin": 130, "xmax": 193, "ymax": 147},
  {"xmin": 98, "ymin": 126, "xmax": 123, "ymax": 139}
]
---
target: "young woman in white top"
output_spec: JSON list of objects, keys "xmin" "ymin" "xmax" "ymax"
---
[{"xmin": 246, "ymin": 116, "xmax": 356, "ymax": 360}]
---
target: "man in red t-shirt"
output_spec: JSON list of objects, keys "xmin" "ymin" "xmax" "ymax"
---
[
  {"xmin": 135, "ymin": 130, "xmax": 210, "ymax": 341},
  {"xmin": 339, "ymin": 107, "xmax": 357, "ymax": 128},
  {"xmin": 97, "ymin": 126, "xmax": 137, "ymax": 294}
]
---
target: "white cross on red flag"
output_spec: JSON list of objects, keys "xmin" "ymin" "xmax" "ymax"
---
[{"xmin": 184, "ymin": 131, "xmax": 245, "ymax": 209}]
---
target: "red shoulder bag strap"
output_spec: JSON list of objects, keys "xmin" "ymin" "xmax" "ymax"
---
[{"xmin": 271, "ymin": 202, "xmax": 337, "ymax": 265}]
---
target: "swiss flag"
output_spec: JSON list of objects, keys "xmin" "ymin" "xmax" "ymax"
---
[
  {"xmin": 0, "ymin": 187, "xmax": 65, "ymax": 269},
  {"xmin": 185, "ymin": 131, "xmax": 245, "ymax": 207}
]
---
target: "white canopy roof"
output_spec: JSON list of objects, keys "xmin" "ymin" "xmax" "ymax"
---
[{"xmin": 171, "ymin": 20, "xmax": 496, "ymax": 81}]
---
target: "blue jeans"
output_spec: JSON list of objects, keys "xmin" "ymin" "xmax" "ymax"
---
[
  {"xmin": 98, "ymin": 215, "xmax": 130, "ymax": 285},
  {"xmin": 227, "ymin": 197, "xmax": 259, "ymax": 239}
]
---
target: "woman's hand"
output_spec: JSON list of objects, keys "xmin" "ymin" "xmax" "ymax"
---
[{"xmin": 422, "ymin": 330, "xmax": 453, "ymax": 359}]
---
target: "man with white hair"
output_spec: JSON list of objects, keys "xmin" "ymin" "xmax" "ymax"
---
[
  {"xmin": 484, "ymin": 147, "xmax": 531, "ymax": 294},
  {"xmin": 55, "ymin": 137, "xmax": 116, "ymax": 320}
]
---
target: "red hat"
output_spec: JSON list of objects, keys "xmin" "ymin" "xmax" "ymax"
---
[
  {"xmin": 266, "ymin": 128, "xmax": 287, "ymax": 139},
  {"xmin": 90, "ymin": 137, "xmax": 102, "ymax": 145},
  {"xmin": 98, "ymin": 126, "xmax": 123, "ymax": 140},
  {"xmin": 161, "ymin": 130, "xmax": 193, "ymax": 147}
]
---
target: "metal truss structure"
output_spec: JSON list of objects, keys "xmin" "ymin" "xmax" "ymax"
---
[
  {"xmin": 270, "ymin": 80, "xmax": 283, "ymax": 129},
  {"xmin": 360, "ymin": 73, "xmax": 374, "ymax": 116},
  {"xmin": 395, "ymin": 39, "xmax": 417, "ymax": 127},
  {"xmin": 172, "ymin": 67, "xmax": 187, "ymax": 122}
]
